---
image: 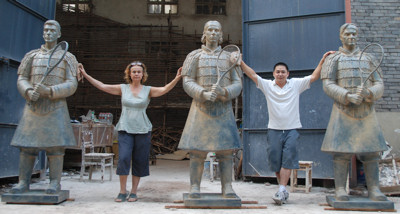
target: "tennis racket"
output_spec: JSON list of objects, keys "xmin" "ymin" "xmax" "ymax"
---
[
  {"xmin": 38, "ymin": 41, "xmax": 69, "ymax": 85},
  {"xmin": 358, "ymin": 43, "xmax": 384, "ymax": 88},
  {"xmin": 215, "ymin": 44, "xmax": 241, "ymax": 86}
]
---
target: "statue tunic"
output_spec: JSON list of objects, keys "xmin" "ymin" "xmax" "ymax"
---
[
  {"xmin": 11, "ymin": 45, "xmax": 78, "ymax": 148},
  {"xmin": 178, "ymin": 45, "xmax": 242, "ymax": 151},
  {"xmin": 321, "ymin": 47, "xmax": 387, "ymax": 153}
]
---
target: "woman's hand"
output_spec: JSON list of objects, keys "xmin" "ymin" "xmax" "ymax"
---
[
  {"xmin": 77, "ymin": 63, "xmax": 86, "ymax": 82},
  {"xmin": 175, "ymin": 67, "xmax": 182, "ymax": 80}
]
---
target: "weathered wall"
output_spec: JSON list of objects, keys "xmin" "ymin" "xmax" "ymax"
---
[
  {"xmin": 90, "ymin": 0, "xmax": 242, "ymax": 44},
  {"xmin": 351, "ymin": 0, "xmax": 400, "ymax": 156},
  {"xmin": 351, "ymin": 0, "xmax": 400, "ymax": 112},
  {"xmin": 377, "ymin": 112, "xmax": 400, "ymax": 157}
]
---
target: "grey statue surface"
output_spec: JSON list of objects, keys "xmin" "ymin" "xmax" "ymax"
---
[
  {"xmin": 321, "ymin": 23, "xmax": 388, "ymax": 202},
  {"xmin": 10, "ymin": 20, "xmax": 78, "ymax": 194},
  {"xmin": 178, "ymin": 20, "xmax": 242, "ymax": 198}
]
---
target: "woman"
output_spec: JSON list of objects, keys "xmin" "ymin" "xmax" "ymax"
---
[{"xmin": 78, "ymin": 61, "xmax": 182, "ymax": 202}]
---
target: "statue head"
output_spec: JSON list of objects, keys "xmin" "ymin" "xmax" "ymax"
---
[
  {"xmin": 201, "ymin": 20, "xmax": 223, "ymax": 45},
  {"xmin": 43, "ymin": 20, "xmax": 61, "ymax": 43},
  {"xmin": 339, "ymin": 23, "xmax": 358, "ymax": 51},
  {"xmin": 124, "ymin": 61, "xmax": 148, "ymax": 84}
]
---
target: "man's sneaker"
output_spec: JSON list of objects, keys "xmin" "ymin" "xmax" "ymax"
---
[
  {"xmin": 283, "ymin": 190, "xmax": 289, "ymax": 201},
  {"xmin": 272, "ymin": 191, "xmax": 288, "ymax": 205}
]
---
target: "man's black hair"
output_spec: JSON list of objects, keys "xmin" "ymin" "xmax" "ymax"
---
[{"xmin": 273, "ymin": 62, "xmax": 289, "ymax": 72}]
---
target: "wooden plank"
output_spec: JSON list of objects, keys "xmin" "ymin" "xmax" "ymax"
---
[
  {"xmin": 165, "ymin": 205, "xmax": 267, "ymax": 209},
  {"xmin": 324, "ymin": 207, "xmax": 397, "ymax": 212}
]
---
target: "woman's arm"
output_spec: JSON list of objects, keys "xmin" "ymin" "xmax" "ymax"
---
[
  {"xmin": 149, "ymin": 67, "xmax": 182, "ymax": 98},
  {"xmin": 78, "ymin": 63, "xmax": 122, "ymax": 96}
]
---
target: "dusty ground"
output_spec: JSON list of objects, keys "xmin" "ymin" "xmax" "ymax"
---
[{"xmin": 1, "ymin": 159, "xmax": 399, "ymax": 214}]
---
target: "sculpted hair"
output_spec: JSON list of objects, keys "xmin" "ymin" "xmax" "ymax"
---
[
  {"xmin": 201, "ymin": 20, "xmax": 223, "ymax": 44},
  {"xmin": 124, "ymin": 61, "xmax": 148, "ymax": 84},
  {"xmin": 44, "ymin": 20, "xmax": 61, "ymax": 35},
  {"xmin": 339, "ymin": 23, "xmax": 358, "ymax": 37}
]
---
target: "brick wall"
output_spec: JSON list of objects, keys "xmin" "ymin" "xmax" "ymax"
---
[{"xmin": 351, "ymin": 0, "xmax": 400, "ymax": 112}]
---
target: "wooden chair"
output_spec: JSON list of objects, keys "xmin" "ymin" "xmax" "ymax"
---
[
  {"xmin": 290, "ymin": 161, "xmax": 313, "ymax": 193},
  {"xmin": 79, "ymin": 125, "xmax": 114, "ymax": 182}
]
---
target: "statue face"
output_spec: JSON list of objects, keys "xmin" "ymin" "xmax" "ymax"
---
[
  {"xmin": 43, "ymin": 24, "xmax": 60, "ymax": 43},
  {"xmin": 340, "ymin": 27, "xmax": 357, "ymax": 48},
  {"xmin": 204, "ymin": 23, "xmax": 222, "ymax": 45}
]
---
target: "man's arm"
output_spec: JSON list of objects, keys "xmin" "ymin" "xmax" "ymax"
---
[
  {"xmin": 240, "ymin": 60, "xmax": 259, "ymax": 85},
  {"xmin": 310, "ymin": 51, "xmax": 335, "ymax": 83}
]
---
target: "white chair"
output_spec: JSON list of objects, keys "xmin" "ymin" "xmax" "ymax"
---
[{"xmin": 79, "ymin": 126, "xmax": 114, "ymax": 182}]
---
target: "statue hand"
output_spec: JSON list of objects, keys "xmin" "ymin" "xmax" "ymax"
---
[
  {"xmin": 347, "ymin": 93, "xmax": 363, "ymax": 105},
  {"xmin": 356, "ymin": 86, "xmax": 371, "ymax": 98},
  {"xmin": 34, "ymin": 84, "xmax": 51, "ymax": 96},
  {"xmin": 203, "ymin": 91, "xmax": 217, "ymax": 102},
  {"xmin": 28, "ymin": 89, "xmax": 40, "ymax": 101},
  {"xmin": 211, "ymin": 84, "xmax": 226, "ymax": 96}
]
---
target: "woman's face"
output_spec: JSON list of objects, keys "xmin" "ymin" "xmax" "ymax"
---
[{"xmin": 130, "ymin": 65, "xmax": 144, "ymax": 82}]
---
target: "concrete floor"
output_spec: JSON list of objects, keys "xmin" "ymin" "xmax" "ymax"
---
[{"xmin": 1, "ymin": 159, "xmax": 399, "ymax": 214}]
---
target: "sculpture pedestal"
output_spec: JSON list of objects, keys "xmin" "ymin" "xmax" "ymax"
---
[
  {"xmin": 1, "ymin": 190, "xmax": 69, "ymax": 205},
  {"xmin": 326, "ymin": 195, "xmax": 395, "ymax": 211},
  {"xmin": 183, "ymin": 193, "xmax": 241, "ymax": 208}
]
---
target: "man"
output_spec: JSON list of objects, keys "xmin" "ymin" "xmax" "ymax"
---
[
  {"xmin": 240, "ymin": 51, "xmax": 333, "ymax": 205},
  {"xmin": 10, "ymin": 20, "xmax": 78, "ymax": 194},
  {"xmin": 321, "ymin": 23, "xmax": 388, "ymax": 201},
  {"xmin": 178, "ymin": 20, "xmax": 242, "ymax": 198}
]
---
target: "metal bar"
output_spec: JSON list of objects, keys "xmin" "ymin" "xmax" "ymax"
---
[
  {"xmin": 7, "ymin": 0, "xmax": 48, "ymax": 21},
  {"xmin": 243, "ymin": 128, "xmax": 326, "ymax": 132},
  {"xmin": 243, "ymin": 11, "xmax": 344, "ymax": 25},
  {"xmin": 0, "ymin": 123, "xmax": 19, "ymax": 128}
]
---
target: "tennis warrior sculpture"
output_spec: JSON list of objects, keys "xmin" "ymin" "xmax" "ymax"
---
[
  {"xmin": 10, "ymin": 20, "xmax": 78, "ymax": 194},
  {"xmin": 178, "ymin": 20, "xmax": 242, "ymax": 198},
  {"xmin": 321, "ymin": 23, "xmax": 388, "ymax": 202}
]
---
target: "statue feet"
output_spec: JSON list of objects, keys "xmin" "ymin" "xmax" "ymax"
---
[
  {"xmin": 222, "ymin": 184, "xmax": 237, "ymax": 198},
  {"xmin": 189, "ymin": 185, "xmax": 200, "ymax": 198},
  {"xmin": 45, "ymin": 182, "xmax": 61, "ymax": 194},
  {"xmin": 335, "ymin": 187, "xmax": 349, "ymax": 201},
  {"xmin": 368, "ymin": 186, "xmax": 387, "ymax": 201},
  {"xmin": 10, "ymin": 182, "xmax": 29, "ymax": 194}
]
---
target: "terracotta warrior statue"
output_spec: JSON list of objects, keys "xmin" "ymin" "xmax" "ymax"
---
[
  {"xmin": 178, "ymin": 20, "xmax": 242, "ymax": 198},
  {"xmin": 321, "ymin": 23, "xmax": 388, "ymax": 201},
  {"xmin": 10, "ymin": 20, "xmax": 78, "ymax": 194}
]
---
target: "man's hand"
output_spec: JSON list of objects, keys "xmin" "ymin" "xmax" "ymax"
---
[
  {"xmin": 27, "ymin": 89, "xmax": 40, "ymax": 101},
  {"xmin": 203, "ymin": 91, "xmax": 217, "ymax": 102},
  {"xmin": 34, "ymin": 84, "xmax": 51, "ymax": 96},
  {"xmin": 347, "ymin": 93, "xmax": 363, "ymax": 105},
  {"xmin": 230, "ymin": 51, "xmax": 241, "ymax": 66}
]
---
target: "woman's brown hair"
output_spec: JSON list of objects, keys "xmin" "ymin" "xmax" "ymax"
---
[{"xmin": 124, "ymin": 61, "xmax": 148, "ymax": 84}]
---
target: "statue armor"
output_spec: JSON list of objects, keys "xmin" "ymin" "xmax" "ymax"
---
[
  {"xmin": 11, "ymin": 45, "xmax": 78, "ymax": 148},
  {"xmin": 321, "ymin": 47, "xmax": 387, "ymax": 153},
  {"xmin": 178, "ymin": 45, "xmax": 242, "ymax": 151}
]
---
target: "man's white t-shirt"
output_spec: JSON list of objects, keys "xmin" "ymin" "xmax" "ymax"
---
[{"xmin": 256, "ymin": 75, "xmax": 311, "ymax": 130}]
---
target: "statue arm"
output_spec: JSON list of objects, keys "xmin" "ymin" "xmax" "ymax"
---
[
  {"xmin": 49, "ymin": 53, "xmax": 78, "ymax": 99},
  {"xmin": 182, "ymin": 49, "xmax": 208, "ymax": 102},
  {"xmin": 321, "ymin": 54, "xmax": 350, "ymax": 105},
  {"xmin": 222, "ymin": 66, "xmax": 242, "ymax": 101},
  {"xmin": 182, "ymin": 76, "xmax": 207, "ymax": 102},
  {"xmin": 17, "ymin": 50, "xmax": 36, "ymax": 100},
  {"xmin": 365, "ymin": 67, "xmax": 384, "ymax": 102}
]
